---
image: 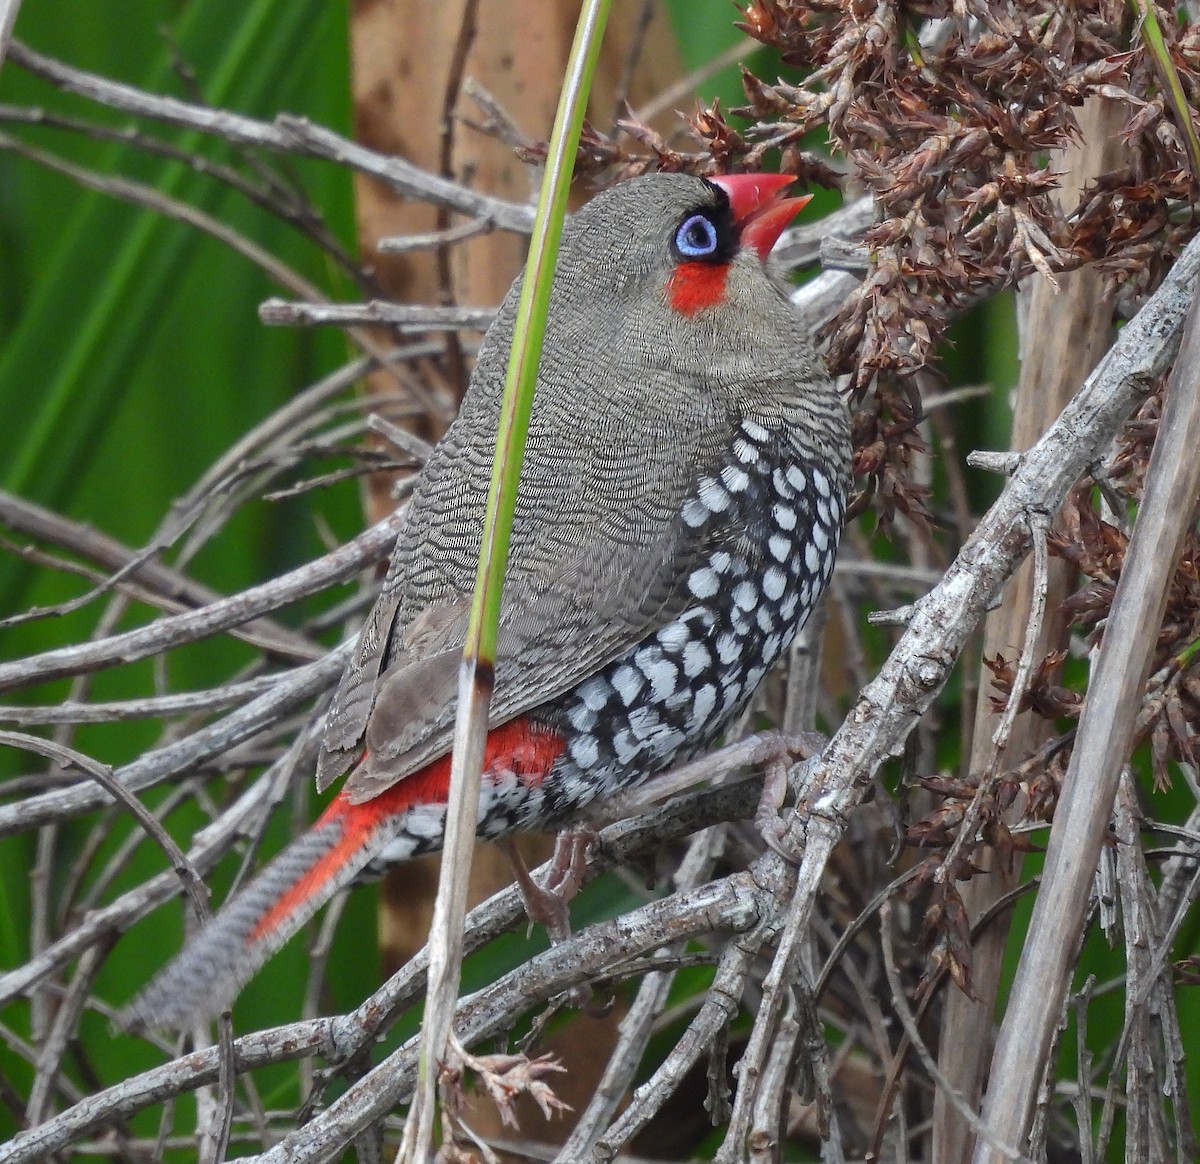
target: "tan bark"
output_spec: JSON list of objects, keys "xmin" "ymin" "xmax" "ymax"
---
[{"xmin": 931, "ymin": 97, "xmax": 1127, "ymax": 1164}]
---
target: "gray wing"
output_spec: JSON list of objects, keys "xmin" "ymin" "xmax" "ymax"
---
[
  {"xmin": 315, "ymin": 538, "xmax": 411, "ymax": 789},
  {"xmin": 320, "ymin": 387, "xmax": 730, "ymax": 801},
  {"xmin": 341, "ymin": 505, "xmax": 711, "ymax": 802}
]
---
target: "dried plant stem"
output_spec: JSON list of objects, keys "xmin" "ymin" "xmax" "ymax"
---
[
  {"xmin": 0, "ymin": 777, "xmax": 760, "ymax": 1164},
  {"xmin": 0, "ymin": 489, "xmax": 319, "ymax": 657},
  {"xmin": 934, "ymin": 96, "xmax": 1126, "ymax": 1162},
  {"xmin": 588, "ymin": 935, "xmax": 763, "ymax": 1159},
  {"xmin": 0, "ymin": 0, "xmax": 19, "ymax": 70},
  {"xmin": 0, "ymin": 732, "xmax": 237, "ymax": 1160},
  {"xmin": 404, "ymin": 3, "xmax": 611, "ymax": 1159},
  {"xmin": 0, "ymin": 508, "xmax": 401, "ymax": 699},
  {"xmin": 249, "ymin": 879, "xmax": 763, "ymax": 1164},
  {"xmin": 1109, "ymin": 772, "xmax": 1198, "ymax": 1160},
  {"xmin": 552, "ymin": 823, "xmax": 729, "ymax": 1160},
  {"xmin": 0, "ymin": 647, "xmax": 346, "ymax": 843},
  {"xmin": 880, "ymin": 904, "xmax": 1035, "ymax": 1164},
  {"xmin": 935, "ymin": 511, "xmax": 1052, "ymax": 884},
  {"xmin": 259, "ymin": 299, "xmax": 495, "ymax": 331},
  {"xmin": 5, "ymin": 40, "xmax": 534, "ymax": 233},
  {"xmin": 973, "ymin": 286, "xmax": 1200, "ymax": 1162}
]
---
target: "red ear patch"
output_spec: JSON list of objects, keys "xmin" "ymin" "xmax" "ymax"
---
[{"xmin": 667, "ymin": 261, "xmax": 730, "ymax": 316}]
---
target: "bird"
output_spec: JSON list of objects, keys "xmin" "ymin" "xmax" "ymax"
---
[{"xmin": 128, "ymin": 171, "xmax": 852, "ymax": 1029}]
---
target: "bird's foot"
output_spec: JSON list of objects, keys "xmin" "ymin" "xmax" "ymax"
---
[
  {"xmin": 502, "ymin": 830, "xmax": 592, "ymax": 945},
  {"xmin": 750, "ymin": 730, "xmax": 827, "ymax": 864},
  {"xmin": 503, "ymin": 831, "xmax": 594, "ymax": 1009}
]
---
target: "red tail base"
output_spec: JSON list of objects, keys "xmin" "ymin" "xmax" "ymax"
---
[{"xmin": 249, "ymin": 716, "xmax": 564, "ymax": 942}]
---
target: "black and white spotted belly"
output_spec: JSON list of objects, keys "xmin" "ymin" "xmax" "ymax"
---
[{"xmin": 526, "ymin": 415, "xmax": 845, "ymax": 820}]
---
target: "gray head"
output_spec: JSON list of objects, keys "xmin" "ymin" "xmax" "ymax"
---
[{"xmin": 475, "ymin": 172, "xmax": 825, "ymax": 402}]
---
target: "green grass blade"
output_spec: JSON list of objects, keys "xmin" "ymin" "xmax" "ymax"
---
[
  {"xmin": 0, "ymin": 0, "xmax": 335, "ymax": 521},
  {"xmin": 1131, "ymin": 0, "xmax": 1200, "ymax": 181},
  {"xmin": 408, "ymin": 1, "xmax": 614, "ymax": 1156},
  {"xmin": 467, "ymin": 17, "xmax": 611, "ymax": 660}
]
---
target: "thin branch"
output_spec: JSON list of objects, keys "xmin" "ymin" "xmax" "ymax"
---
[
  {"xmin": 376, "ymin": 217, "xmax": 493, "ymax": 253},
  {"xmin": 25, "ymin": 943, "xmax": 108, "ymax": 1127},
  {"xmin": 553, "ymin": 824, "xmax": 729, "ymax": 1160},
  {"xmin": 0, "ymin": 509, "xmax": 401, "ymax": 698},
  {"xmin": 631, "ymin": 36, "xmax": 757, "ymax": 124},
  {"xmin": 0, "ymin": 100, "xmax": 368, "ymax": 284},
  {"xmin": 879, "ymin": 903, "xmax": 1034, "ymax": 1164},
  {"xmin": 975, "ymin": 272, "xmax": 1200, "ymax": 1160},
  {"xmin": 589, "ymin": 936, "xmax": 762, "ymax": 1159},
  {"xmin": 0, "ymin": 490, "xmax": 319, "ymax": 658},
  {"xmin": 0, "ymin": 647, "xmax": 345, "ymax": 843},
  {"xmin": 0, "ymin": 733, "xmax": 212, "ymax": 929},
  {"xmin": 0, "ymin": 0, "xmax": 19, "ymax": 70},
  {"xmin": 0, "ymin": 129, "xmax": 328, "ymax": 296},
  {"xmin": 2, "ymin": 874, "xmax": 768, "ymax": 1164},
  {"xmin": 6, "ymin": 40, "xmax": 535, "ymax": 233},
  {"xmin": 936, "ymin": 510, "xmax": 1053, "ymax": 883},
  {"xmin": 0, "ymin": 736, "xmax": 318, "ymax": 1009},
  {"xmin": 259, "ymin": 299, "xmax": 495, "ymax": 331},
  {"xmin": 0, "ymin": 731, "xmax": 237, "ymax": 1158}
]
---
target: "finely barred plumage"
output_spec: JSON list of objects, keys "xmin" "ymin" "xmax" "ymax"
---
[
  {"xmin": 129, "ymin": 171, "xmax": 851, "ymax": 1029},
  {"xmin": 519, "ymin": 424, "xmax": 845, "ymax": 827}
]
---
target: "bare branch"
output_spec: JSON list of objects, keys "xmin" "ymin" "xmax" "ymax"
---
[
  {"xmin": 259, "ymin": 299, "xmax": 495, "ymax": 332},
  {"xmin": 975, "ymin": 267, "xmax": 1200, "ymax": 1160},
  {"xmin": 0, "ymin": 509, "xmax": 402, "ymax": 698},
  {"xmin": 0, "ymin": 647, "xmax": 345, "ymax": 843},
  {"xmin": 6, "ymin": 40, "xmax": 535, "ymax": 233}
]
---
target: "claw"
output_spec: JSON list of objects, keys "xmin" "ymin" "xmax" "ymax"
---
[
  {"xmin": 755, "ymin": 806, "xmax": 805, "ymax": 864},
  {"xmin": 501, "ymin": 831, "xmax": 593, "ymax": 945},
  {"xmin": 749, "ymin": 730, "xmax": 829, "ymax": 863},
  {"xmin": 502, "ymin": 832, "xmax": 595, "ymax": 1009}
]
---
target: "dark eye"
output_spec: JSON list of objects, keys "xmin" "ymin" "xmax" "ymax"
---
[{"xmin": 674, "ymin": 213, "xmax": 719, "ymax": 258}]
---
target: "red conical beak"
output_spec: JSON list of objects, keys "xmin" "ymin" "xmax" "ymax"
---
[{"xmin": 709, "ymin": 173, "xmax": 811, "ymax": 261}]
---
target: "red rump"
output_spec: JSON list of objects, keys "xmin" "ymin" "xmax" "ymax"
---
[
  {"xmin": 667, "ymin": 261, "xmax": 730, "ymax": 316},
  {"xmin": 249, "ymin": 717, "xmax": 564, "ymax": 942}
]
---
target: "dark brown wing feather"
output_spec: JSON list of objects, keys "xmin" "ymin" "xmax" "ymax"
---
[{"xmin": 315, "ymin": 545, "xmax": 410, "ymax": 789}]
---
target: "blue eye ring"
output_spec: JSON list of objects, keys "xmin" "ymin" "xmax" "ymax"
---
[{"xmin": 674, "ymin": 213, "xmax": 719, "ymax": 258}]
